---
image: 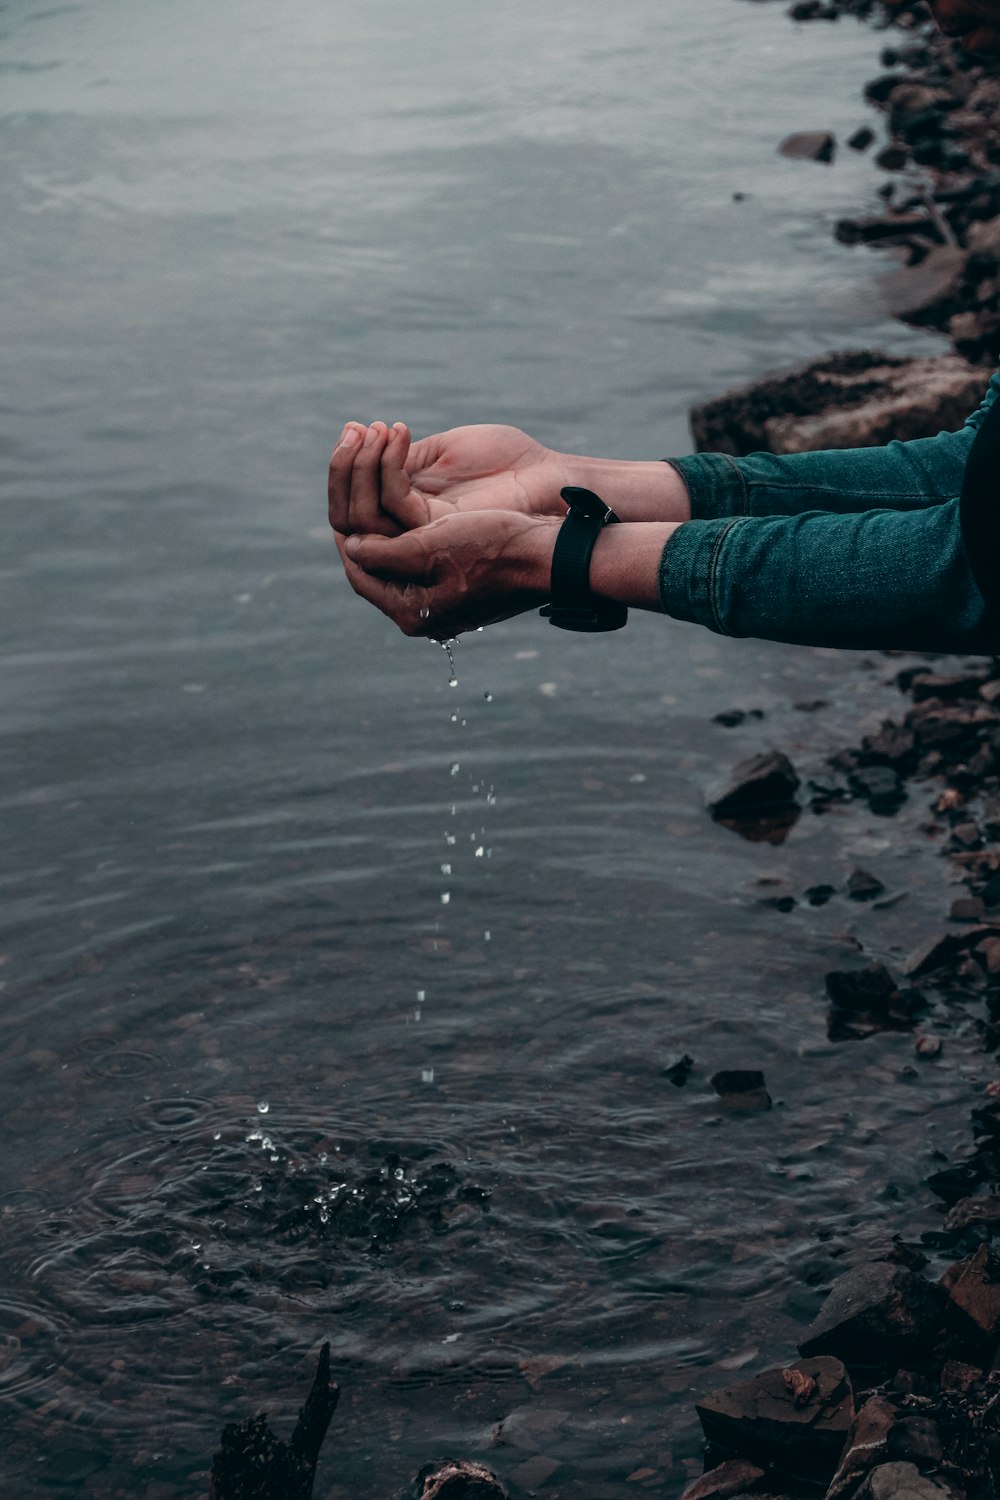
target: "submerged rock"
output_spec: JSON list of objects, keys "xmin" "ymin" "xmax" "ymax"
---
[{"xmin": 710, "ymin": 1070, "xmax": 772, "ymax": 1111}]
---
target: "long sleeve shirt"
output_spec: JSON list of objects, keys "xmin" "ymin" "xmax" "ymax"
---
[{"xmin": 660, "ymin": 369, "xmax": 1000, "ymax": 653}]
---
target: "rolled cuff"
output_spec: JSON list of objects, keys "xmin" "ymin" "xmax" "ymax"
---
[
  {"xmin": 657, "ymin": 516, "xmax": 742, "ymax": 633},
  {"xmin": 664, "ymin": 453, "xmax": 749, "ymax": 522}
]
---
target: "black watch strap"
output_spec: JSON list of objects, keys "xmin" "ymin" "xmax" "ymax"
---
[{"xmin": 539, "ymin": 486, "xmax": 629, "ymax": 633}]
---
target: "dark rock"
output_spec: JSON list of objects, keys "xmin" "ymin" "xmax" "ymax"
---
[
  {"xmin": 849, "ymin": 765, "xmax": 906, "ymax": 815},
  {"xmin": 950, "ymin": 896, "xmax": 986, "ymax": 922},
  {"xmin": 939, "ymin": 1357, "xmax": 984, "ymax": 1391},
  {"xmin": 942, "ymin": 1243, "xmax": 1000, "ymax": 1359},
  {"xmin": 710, "ymin": 1070, "xmax": 772, "ymax": 1111},
  {"xmin": 943, "ymin": 1196, "xmax": 1000, "ymax": 1232},
  {"xmin": 876, "ymin": 145, "xmax": 910, "ymax": 171},
  {"xmin": 836, "ymin": 213, "xmax": 943, "ymax": 246},
  {"xmin": 903, "ymin": 932, "xmax": 965, "ymax": 979},
  {"xmin": 848, "ymin": 126, "xmax": 876, "ymax": 152},
  {"xmin": 678, "ymin": 1459, "xmax": 768, "ymax": 1500},
  {"xmin": 663, "ymin": 1054, "xmax": 694, "ymax": 1087},
  {"xmin": 847, "ymin": 868, "xmax": 886, "ymax": 901},
  {"xmin": 694, "ymin": 1356, "xmax": 853, "ymax": 1483},
  {"xmin": 689, "ymin": 352, "xmax": 990, "ymax": 458},
  {"xmin": 860, "ymin": 721, "xmax": 917, "ymax": 769},
  {"xmin": 707, "ymin": 751, "xmax": 800, "ymax": 819},
  {"xmin": 779, "ymin": 130, "xmax": 836, "ymax": 163},
  {"xmin": 824, "ymin": 963, "xmax": 898, "ymax": 1012},
  {"xmin": 798, "ymin": 1261, "xmax": 944, "ymax": 1366},
  {"xmin": 806, "ymin": 884, "xmax": 837, "ymax": 907},
  {"xmin": 909, "ymin": 670, "xmax": 991, "ymax": 702},
  {"xmin": 914, "ymin": 1035, "xmax": 943, "ymax": 1059}
]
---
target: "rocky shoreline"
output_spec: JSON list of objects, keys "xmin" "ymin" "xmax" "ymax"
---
[
  {"xmin": 696, "ymin": 0, "xmax": 1000, "ymax": 455},
  {"xmin": 675, "ymin": 5, "xmax": 1000, "ymax": 1497}
]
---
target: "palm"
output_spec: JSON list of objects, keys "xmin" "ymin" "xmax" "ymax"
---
[{"xmin": 391, "ymin": 425, "xmax": 567, "ymax": 529}]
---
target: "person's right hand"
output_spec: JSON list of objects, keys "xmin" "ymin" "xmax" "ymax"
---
[{"xmin": 328, "ymin": 420, "xmax": 571, "ymax": 539}]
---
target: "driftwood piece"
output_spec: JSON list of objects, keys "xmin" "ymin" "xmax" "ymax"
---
[
  {"xmin": 407, "ymin": 1459, "xmax": 508, "ymax": 1499},
  {"xmin": 209, "ymin": 1342, "xmax": 339, "ymax": 1500}
]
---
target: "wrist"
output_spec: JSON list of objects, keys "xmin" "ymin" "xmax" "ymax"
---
[{"xmin": 555, "ymin": 454, "xmax": 691, "ymax": 523}]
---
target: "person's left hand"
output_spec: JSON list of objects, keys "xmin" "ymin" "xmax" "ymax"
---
[{"xmin": 336, "ymin": 508, "xmax": 558, "ymax": 639}]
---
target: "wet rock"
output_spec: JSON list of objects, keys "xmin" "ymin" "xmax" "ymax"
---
[
  {"xmin": 939, "ymin": 1357, "xmax": 984, "ymax": 1392},
  {"xmin": 678, "ymin": 1459, "xmax": 768, "ymax": 1500},
  {"xmin": 944, "ymin": 1196, "xmax": 1000, "ymax": 1232},
  {"xmin": 950, "ymin": 897, "xmax": 986, "ymax": 922},
  {"xmin": 849, "ymin": 765, "xmax": 906, "ymax": 815},
  {"xmin": 825, "ymin": 1394, "xmax": 899, "ymax": 1500},
  {"xmin": 847, "ymin": 868, "xmax": 886, "ymax": 901},
  {"xmin": 860, "ymin": 721, "xmax": 917, "ymax": 769},
  {"xmin": 856, "ymin": 1462, "xmax": 963, "ymax": 1500},
  {"xmin": 903, "ymin": 933, "xmax": 966, "ymax": 980},
  {"xmin": 662, "ymin": 1054, "xmax": 695, "ymax": 1087},
  {"xmin": 710, "ymin": 1070, "xmax": 772, "ymax": 1111},
  {"xmin": 914, "ymin": 1035, "xmax": 943, "ymax": 1059},
  {"xmin": 694, "ymin": 1355, "xmax": 853, "ymax": 1483},
  {"xmin": 410, "ymin": 1460, "xmax": 509, "ymax": 1499},
  {"xmin": 908, "ymin": 671, "xmax": 991, "ymax": 703},
  {"xmin": 848, "ymin": 126, "xmax": 876, "ymax": 151},
  {"xmin": 507, "ymin": 1454, "xmax": 559, "ymax": 1490},
  {"xmin": 942, "ymin": 1244, "xmax": 1000, "ymax": 1360},
  {"xmin": 836, "ymin": 213, "xmax": 943, "ymax": 246},
  {"xmin": 882, "ymin": 247, "xmax": 970, "ymax": 326},
  {"xmin": 798, "ymin": 1261, "xmax": 944, "ymax": 1366},
  {"xmin": 779, "ymin": 130, "xmax": 836, "ymax": 163},
  {"xmin": 807, "ymin": 883, "xmax": 838, "ymax": 907},
  {"xmin": 824, "ymin": 964, "xmax": 927, "ymax": 1039},
  {"xmin": 707, "ymin": 751, "xmax": 800, "ymax": 819},
  {"xmin": 689, "ymin": 352, "xmax": 990, "ymax": 458}
]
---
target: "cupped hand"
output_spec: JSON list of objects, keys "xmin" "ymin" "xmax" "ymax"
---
[
  {"xmin": 336, "ymin": 508, "xmax": 559, "ymax": 639},
  {"xmin": 328, "ymin": 420, "xmax": 570, "ymax": 538}
]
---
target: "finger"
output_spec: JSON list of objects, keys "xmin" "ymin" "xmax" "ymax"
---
[
  {"xmin": 334, "ymin": 530, "xmax": 430, "ymax": 635},
  {"xmin": 344, "ymin": 528, "xmax": 435, "ymax": 582},
  {"xmin": 349, "ymin": 421, "xmax": 396, "ymax": 537},
  {"xmin": 381, "ymin": 423, "xmax": 428, "ymax": 530},
  {"xmin": 327, "ymin": 423, "xmax": 366, "ymax": 531}
]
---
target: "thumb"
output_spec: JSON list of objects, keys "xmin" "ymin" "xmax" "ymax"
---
[{"xmin": 344, "ymin": 530, "xmax": 432, "ymax": 580}]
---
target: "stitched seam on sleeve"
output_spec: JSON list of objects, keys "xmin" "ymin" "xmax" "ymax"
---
[
  {"xmin": 706, "ymin": 518, "xmax": 741, "ymax": 635},
  {"xmin": 717, "ymin": 453, "xmax": 750, "ymax": 515}
]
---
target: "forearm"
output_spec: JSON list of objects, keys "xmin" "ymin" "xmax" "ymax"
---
[{"xmin": 660, "ymin": 499, "xmax": 995, "ymax": 653}]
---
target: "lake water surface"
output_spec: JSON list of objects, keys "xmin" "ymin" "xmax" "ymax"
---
[{"xmin": 0, "ymin": 2, "xmax": 983, "ymax": 1495}]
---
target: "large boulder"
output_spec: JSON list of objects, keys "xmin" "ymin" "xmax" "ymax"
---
[
  {"xmin": 798, "ymin": 1261, "xmax": 944, "ymax": 1367},
  {"xmin": 689, "ymin": 351, "xmax": 990, "ymax": 457},
  {"xmin": 694, "ymin": 1355, "xmax": 853, "ymax": 1483}
]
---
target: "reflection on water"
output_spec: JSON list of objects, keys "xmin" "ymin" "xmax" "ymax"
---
[{"xmin": 0, "ymin": 0, "xmax": 977, "ymax": 1494}]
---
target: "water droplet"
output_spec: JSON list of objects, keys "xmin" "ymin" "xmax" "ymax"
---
[
  {"xmin": 419, "ymin": 606, "xmax": 430, "ymax": 620},
  {"xmin": 484, "ymin": 930, "xmax": 491, "ymax": 942},
  {"xmin": 441, "ymin": 891, "xmax": 451, "ymax": 905},
  {"xmin": 212, "ymin": 1131, "xmax": 222, "ymax": 1142},
  {"xmin": 450, "ymin": 763, "xmax": 460, "ymax": 776},
  {"xmin": 441, "ymin": 863, "xmax": 452, "ymax": 875},
  {"xmin": 484, "ymin": 692, "xmax": 493, "ymax": 702},
  {"xmin": 445, "ymin": 833, "xmax": 456, "ymax": 846},
  {"xmin": 421, "ymin": 1068, "xmax": 435, "ymax": 1084},
  {"xmin": 475, "ymin": 846, "xmax": 484, "ymax": 858},
  {"xmin": 416, "ymin": 989, "xmax": 426, "ymax": 1002},
  {"xmin": 257, "ymin": 1100, "xmax": 269, "ymax": 1115}
]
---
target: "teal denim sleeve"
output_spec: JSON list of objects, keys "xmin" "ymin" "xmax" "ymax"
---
[
  {"xmin": 658, "ymin": 369, "xmax": 1000, "ymax": 652},
  {"xmin": 668, "ymin": 368, "xmax": 1000, "ymax": 521}
]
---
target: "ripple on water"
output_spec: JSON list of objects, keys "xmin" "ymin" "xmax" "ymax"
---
[{"xmin": 0, "ymin": 1300, "xmax": 62, "ymax": 1398}]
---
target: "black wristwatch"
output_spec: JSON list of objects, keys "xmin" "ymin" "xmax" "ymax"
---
[{"xmin": 539, "ymin": 486, "xmax": 629, "ymax": 632}]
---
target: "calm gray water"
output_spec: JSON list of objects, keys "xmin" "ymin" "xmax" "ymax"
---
[{"xmin": 0, "ymin": 2, "xmax": 981, "ymax": 1496}]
